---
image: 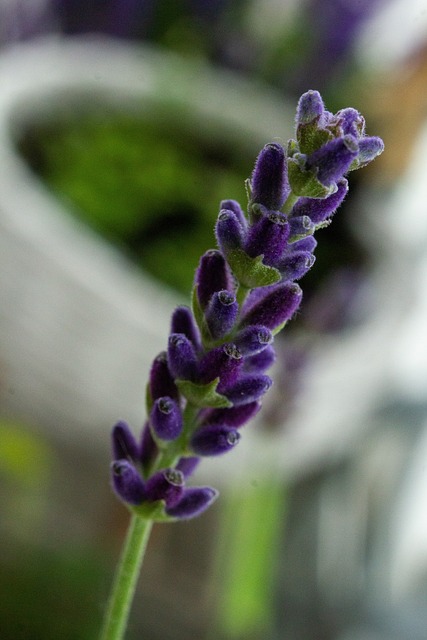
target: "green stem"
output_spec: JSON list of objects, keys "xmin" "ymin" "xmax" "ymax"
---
[
  {"xmin": 282, "ymin": 191, "xmax": 299, "ymax": 214},
  {"xmin": 235, "ymin": 284, "xmax": 249, "ymax": 310},
  {"xmin": 100, "ymin": 514, "xmax": 153, "ymax": 640}
]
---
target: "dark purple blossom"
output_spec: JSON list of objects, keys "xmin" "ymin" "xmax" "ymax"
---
[
  {"xmin": 191, "ymin": 425, "xmax": 240, "ymax": 456},
  {"xmin": 165, "ymin": 487, "xmax": 218, "ymax": 520},
  {"xmin": 112, "ymin": 420, "xmax": 140, "ymax": 462},
  {"xmin": 250, "ymin": 143, "xmax": 290, "ymax": 210},
  {"xmin": 241, "ymin": 282, "xmax": 303, "ymax": 331},
  {"xmin": 144, "ymin": 468, "xmax": 185, "ymax": 507},
  {"xmin": 195, "ymin": 250, "xmax": 234, "ymax": 310},
  {"xmin": 290, "ymin": 178, "xmax": 348, "ymax": 225},
  {"xmin": 234, "ymin": 325, "xmax": 273, "ymax": 356},
  {"xmin": 150, "ymin": 397, "xmax": 183, "ymax": 441},
  {"xmin": 205, "ymin": 291, "xmax": 239, "ymax": 340},
  {"xmin": 244, "ymin": 209, "xmax": 290, "ymax": 267},
  {"xmin": 215, "ymin": 210, "xmax": 245, "ymax": 255},
  {"xmin": 170, "ymin": 306, "xmax": 201, "ymax": 350},
  {"xmin": 111, "ymin": 460, "xmax": 146, "ymax": 506},
  {"xmin": 167, "ymin": 333, "xmax": 198, "ymax": 381},
  {"xmin": 149, "ymin": 351, "xmax": 179, "ymax": 402}
]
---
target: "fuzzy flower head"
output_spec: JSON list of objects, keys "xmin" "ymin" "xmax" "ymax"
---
[{"xmin": 288, "ymin": 90, "xmax": 384, "ymax": 198}]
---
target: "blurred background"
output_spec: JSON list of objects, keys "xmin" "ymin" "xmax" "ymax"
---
[{"xmin": 1, "ymin": 1, "xmax": 427, "ymax": 638}]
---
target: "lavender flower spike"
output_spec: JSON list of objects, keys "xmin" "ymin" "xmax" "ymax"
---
[{"xmin": 109, "ymin": 90, "xmax": 383, "ymax": 525}]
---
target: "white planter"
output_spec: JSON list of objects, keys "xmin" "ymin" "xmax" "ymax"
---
[{"xmin": 0, "ymin": 36, "xmax": 293, "ymax": 448}]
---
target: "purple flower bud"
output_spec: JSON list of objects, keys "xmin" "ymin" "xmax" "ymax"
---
[
  {"xmin": 288, "ymin": 215, "xmax": 315, "ymax": 240},
  {"xmin": 150, "ymin": 397, "xmax": 183, "ymax": 441},
  {"xmin": 201, "ymin": 401, "xmax": 261, "ymax": 428},
  {"xmin": 290, "ymin": 178, "xmax": 348, "ymax": 224},
  {"xmin": 145, "ymin": 468, "xmax": 185, "ymax": 507},
  {"xmin": 216, "ymin": 210, "xmax": 245, "ymax": 255},
  {"xmin": 167, "ymin": 333, "xmax": 198, "ymax": 381},
  {"xmin": 165, "ymin": 486, "xmax": 218, "ymax": 520},
  {"xmin": 170, "ymin": 306, "xmax": 201, "ymax": 350},
  {"xmin": 296, "ymin": 90, "xmax": 325, "ymax": 125},
  {"xmin": 357, "ymin": 136, "xmax": 384, "ymax": 167},
  {"xmin": 307, "ymin": 135, "xmax": 359, "ymax": 187},
  {"xmin": 191, "ymin": 424, "xmax": 241, "ymax": 456},
  {"xmin": 198, "ymin": 343, "xmax": 243, "ymax": 391},
  {"xmin": 220, "ymin": 199, "xmax": 248, "ymax": 230},
  {"xmin": 195, "ymin": 250, "xmax": 234, "ymax": 310},
  {"xmin": 250, "ymin": 143, "xmax": 290, "ymax": 210},
  {"xmin": 336, "ymin": 108, "xmax": 365, "ymax": 137},
  {"xmin": 176, "ymin": 456, "xmax": 200, "ymax": 478},
  {"xmin": 224, "ymin": 374, "xmax": 273, "ymax": 406},
  {"xmin": 235, "ymin": 324, "xmax": 273, "ymax": 356},
  {"xmin": 277, "ymin": 251, "xmax": 316, "ymax": 281},
  {"xmin": 139, "ymin": 421, "xmax": 158, "ymax": 469},
  {"xmin": 244, "ymin": 210, "xmax": 290, "ymax": 267},
  {"xmin": 111, "ymin": 460, "xmax": 146, "ymax": 506},
  {"xmin": 112, "ymin": 420, "xmax": 139, "ymax": 461},
  {"xmin": 205, "ymin": 290, "xmax": 239, "ymax": 340},
  {"xmin": 243, "ymin": 344, "xmax": 276, "ymax": 373},
  {"xmin": 289, "ymin": 235, "xmax": 318, "ymax": 253},
  {"xmin": 149, "ymin": 351, "xmax": 179, "ymax": 401},
  {"xmin": 241, "ymin": 282, "xmax": 303, "ymax": 331}
]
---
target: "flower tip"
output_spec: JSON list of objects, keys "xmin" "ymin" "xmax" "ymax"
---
[
  {"xmin": 165, "ymin": 486, "xmax": 219, "ymax": 520},
  {"xmin": 297, "ymin": 90, "xmax": 324, "ymax": 125}
]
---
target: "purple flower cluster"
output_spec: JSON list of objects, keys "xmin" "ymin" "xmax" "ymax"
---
[{"xmin": 110, "ymin": 90, "xmax": 383, "ymax": 521}]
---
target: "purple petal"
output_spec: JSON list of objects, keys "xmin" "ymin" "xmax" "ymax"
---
[
  {"xmin": 288, "ymin": 215, "xmax": 315, "ymax": 240},
  {"xmin": 357, "ymin": 136, "xmax": 384, "ymax": 167},
  {"xmin": 149, "ymin": 351, "xmax": 179, "ymax": 401},
  {"xmin": 224, "ymin": 374, "xmax": 273, "ymax": 406},
  {"xmin": 277, "ymin": 251, "xmax": 316, "ymax": 281},
  {"xmin": 198, "ymin": 343, "xmax": 243, "ymax": 391},
  {"xmin": 307, "ymin": 136, "xmax": 358, "ymax": 187},
  {"xmin": 220, "ymin": 199, "xmax": 248, "ymax": 230},
  {"xmin": 201, "ymin": 401, "xmax": 261, "ymax": 428},
  {"xmin": 145, "ymin": 468, "xmax": 185, "ymax": 507},
  {"xmin": 243, "ymin": 345, "xmax": 276, "ymax": 373},
  {"xmin": 195, "ymin": 250, "xmax": 234, "ymax": 310},
  {"xmin": 250, "ymin": 143, "xmax": 290, "ymax": 210},
  {"xmin": 244, "ymin": 210, "xmax": 290, "ymax": 267},
  {"xmin": 205, "ymin": 290, "xmax": 239, "ymax": 340},
  {"xmin": 150, "ymin": 397, "xmax": 183, "ymax": 441},
  {"xmin": 165, "ymin": 486, "xmax": 218, "ymax": 520},
  {"xmin": 289, "ymin": 235, "xmax": 318, "ymax": 253},
  {"xmin": 170, "ymin": 306, "xmax": 201, "ymax": 350},
  {"xmin": 167, "ymin": 333, "xmax": 198, "ymax": 381},
  {"xmin": 235, "ymin": 325, "xmax": 273, "ymax": 356},
  {"xmin": 191, "ymin": 424, "xmax": 240, "ymax": 456},
  {"xmin": 111, "ymin": 460, "xmax": 145, "ymax": 506},
  {"xmin": 216, "ymin": 210, "xmax": 245, "ymax": 254},
  {"xmin": 112, "ymin": 420, "xmax": 139, "ymax": 461},
  {"xmin": 336, "ymin": 107, "xmax": 365, "ymax": 137},
  {"xmin": 175, "ymin": 456, "xmax": 200, "ymax": 478},
  {"xmin": 241, "ymin": 282, "xmax": 303, "ymax": 331},
  {"xmin": 296, "ymin": 90, "xmax": 325, "ymax": 125},
  {"xmin": 290, "ymin": 178, "xmax": 348, "ymax": 224}
]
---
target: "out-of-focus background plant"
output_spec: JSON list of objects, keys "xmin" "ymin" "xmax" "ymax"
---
[{"xmin": 1, "ymin": 1, "xmax": 427, "ymax": 639}]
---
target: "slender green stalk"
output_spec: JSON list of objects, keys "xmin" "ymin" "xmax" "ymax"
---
[
  {"xmin": 282, "ymin": 191, "xmax": 299, "ymax": 214},
  {"xmin": 100, "ymin": 514, "xmax": 153, "ymax": 640}
]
